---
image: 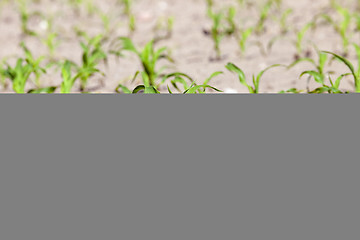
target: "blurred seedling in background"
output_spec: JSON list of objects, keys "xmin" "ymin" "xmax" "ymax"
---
[
  {"xmin": 225, "ymin": 6, "xmax": 237, "ymax": 35},
  {"xmin": 254, "ymin": 0, "xmax": 273, "ymax": 35},
  {"xmin": 119, "ymin": 0, "xmax": 136, "ymax": 34},
  {"xmin": 70, "ymin": 0, "xmax": 97, "ymax": 16},
  {"xmin": 96, "ymin": 10, "xmax": 112, "ymax": 37},
  {"xmin": 20, "ymin": 42, "xmax": 47, "ymax": 88},
  {"xmin": 120, "ymin": 0, "xmax": 132, "ymax": 16},
  {"xmin": 77, "ymin": 34, "xmax": 107, "ymax": 91},
  {"xmin": 17, "ymin": 0, "xmax": 38, "ymax": 37},
  {"xmin": 237, "ymin": 27, "xmax": 254, "ymax": 56},
  {"xmin": 226, "ymin": 62, "xmax": 284, "ymax": 93},
  {"xmin": 293, "ymin": 22, "xmax": 315, "ymax": 60},
  {"xmin": 318, "ymin": 3, "xmax": 352, "ymax": 56},
  {"xmin": 154, "ymin": 16, "xmax": 174, "ymax": 43},
  {"xmin": 0, "ymin": 57, "xmax": 9, "ymax": 90},
  {"xmin": 60, "ymin": 60, "xmax": 81, "ymax": 93},
  {"xmin": 288, "ymin": 45, "xmax": 330, "ymax": 81},
  {"xmin": 206, "ymin": 0, "xmax": 214, "ymax": 17},
  {"xmin": 277, "ymin": 8, "xmax": 293, "ymax": 34},
  {"xmin": 205, "ymin": 6, "xmax": 238, "ymax": 60},
  {"xmin": 206, "ymin": 11, "xmax": 226, "ymax": 60},
  {"xmin": 37, "ymin": 16, "xmax": 61, "ymax": 60},
  {"xmin": 42, "ymin": 32, "xmax": 61, "ymax": 60}
]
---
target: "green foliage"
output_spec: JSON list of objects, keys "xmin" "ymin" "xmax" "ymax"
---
[
  {"xmin": 111, "ymin": 38, "xmax": 169, "ymax": 87},
  {"xmin": 3, "ymin": 59, "xmax": 33, "ymax": 93},
  {"xmin": 77, "ymin": 34, "xmax": 107, "ymax": 91},
  {"xmin": 1, "ymin": 0, "xmax": 360, "ymax": 94},
  {"xmin": 226, "ymin": 62, "xmax": 284, "ymax": 93}
]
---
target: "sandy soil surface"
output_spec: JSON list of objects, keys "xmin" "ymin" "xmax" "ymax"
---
[{"xmin": 0, "ymin": 0, "xmax": 359, "ymax": 93}]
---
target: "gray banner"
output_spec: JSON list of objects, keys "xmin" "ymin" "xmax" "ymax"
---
[{"xmin": 0, "ymin": 95, "xmax": 359, "ymax": 240}]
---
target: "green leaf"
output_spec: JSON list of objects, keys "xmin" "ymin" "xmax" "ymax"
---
[
  {"xmin": 323, "ymin": 51, "xmax": 359, "ymax": 92},
  {"xmin": 184, "ymin": 84, "xmax": 222, "ymax": 94},
  {"xmin": 28, "ymin": 86, "xmax": 57, "ymax": 94},
  {"xmin": 300, "ymin": 71, "xmax": 324, "ymax": 85},
  {"xmin": 256, "ymin": 64, "xmax": 284, "ymax": 89},
  {"xmin": 132, "ymin": 85, "xmax": 145, "ymax": 93},
  {"xmin": 144, "ymin": 86, "xmax": 160, "ymax": 94},
  {"xmin": 115, "ymin": 84, "xmax": 132, "ymax": 94},
  {"xmin": 226, "ymin": 62, "xmax": 253, "ymax": 92},
  {"xmin": 287, "ymin": 58, "xmax": 316, "ymax": 69},
  {"xmin": 203, "ymin": 71, "xmax": 223, "ymax": 85},
  {"xmin": 119, "ymin": 37, "xmax": 139, "ymax": 54}
]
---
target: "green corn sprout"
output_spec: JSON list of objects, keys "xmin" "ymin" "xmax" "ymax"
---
[
  {"xmin": 318, "ymin": 4, "xmax": 352, "ymax": 56},
  {"xmin": 237, "ymin": 27, "xmax": 253, "ymax": 55},
  {"xmin": 225, "ymin": 6, "xmax": 237, "ymax": 35},
  {"xmin": 20, "ymin": 42, "xmax": 46, "ymax": 88},
  {"xmin": 294, "ymin": 22, "xmax": 314, "ymax": 58},
  {"xmin": 77, "ymin": 34, "xmax": 107, "ymax": 91},
  {"xmin": 3, "ymin": 59, "xmax": 33, "ymax": 93},
  {"xmin": 279, "ymin": 8, "xmax": 293, "ymax": 34},
  {"xmin": 18, "ymin": 0, "xmax": 37, "ymax": 36},
  {"xmin": 322, "ymin": 44, "xmax": 360, "ymax": 93},
  {"xmin": 0, "ymin": 58, "xmax": 8, "ymax": 89},
  {"xmin": 116, "ymin": 71, "xmax": 160, "ymax": 94},
  {"xmin": 288, "ymin": 46, "xmax": 349, "ymax": 93},
  {"xmin": 110, "ymin": 38, "xmax": 169, "ymax": 87},
  {"xmin": 60, "ymin": 60, "xmax": 81, "ymax": 93},
  {"xmin": 255, "ymin": 0, "xmax": 273, "ymax": 34},
  {"xmin": 226, "ymin": 62, "xmax": 284, "ymax": 93},
  {"xmin": 154, "ymin": 16, "xmax": 174, "ymax": 43},
  {"xmin": 209, "ymin": 11, "xmax": 225, "ymax": 60},
  {"xmin": 161, "ymin": 71, "xmax": 223, "ymax": 93}
]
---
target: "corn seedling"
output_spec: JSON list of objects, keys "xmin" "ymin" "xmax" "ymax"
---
[
  {"xmin": 60, "ymin": 60, "xmax": 81, "ymax": 93},
  {"xmin": 110, "ymin": 38, "xmax": 169, "ymax": 87},
  {"xmin": 318, "ymin": 4, "xmax": 352, "ymax": 56},
  {"xmin": 289, "ymin": 47, "xmax": 329, "ymax": 79},
  {"xmin": 97, "ymin": 10, "xmax": 111, "ymax": 35},
  {"xmin": 294, "ymin": 22, "xmax": 314, "ymax": 59},
  {"xmin": 120, "ymin": 0, "xmax": 132, "ymax": 16},
  {"xmin": 0, "ymin": 58, "xmax": 9, "ymax": 89},
  {"xmin": 43, "ymin": 32, "xmax": 60, "ymax": 60},
  {"xmin": 322, "ymin": 44, "xmax": 360, "ymax": 92},
  {"xmin": 288, "ymin": 46, "xmax": 349, "ymax": 93},
  {"xmin": 161, "ymin": 71, "xmax": 223, "ymax": 93},
  {"xmin": 20, "ymin": 42, "xmax": 46, "ymax": 88},
  {"xmin": 116, "ymin": 71, "xmax": 160, "ymax": 94},
  {"xmin": 225, "ymin": 6, "xmax": 237, "ymax": 35},
  {"xmin": 226, "ymin": 62, "xmax": 284, "ymax": 93},
  {"xmin": 278, "ymin": 88, "xmax": 304, "ymax": 94},
  {"xmin": 206, "ymin": 0, "xmax": 214, "ymax": 17},
  {"xmin": 207, "ymin": 11, "xmax": 226, "ymax": 60},
  {"xmin": 1, "ymin": 0, "xmax": 360, "ymax": 94},
  {"xmin": 17, "ymin": 0, "xmax": 37, "ymax": 37},
  {"xmin": 77, "ymin": 34, "xmax": 107, "ymax": 91},
  {"xmin": 154, "ymin": 16, "xmax": 174, "ymax": 43},
  {"xmin": 255, "ymin": 0, "xmax": 273, "ymax": 34},
  {"xmin": 278, "ymin": 8, "xmax": 293, "ymax": 34},
  {"xmin": 237, "ymin": 27, "xmax": 253, "ymax": 56},
  {"xmin": 119, "ymin": 0, "xmax": 136, "ymax": 34},
  {"xmin": 3, "ymin": 59, "xmax": 33, "ymax": 93}
]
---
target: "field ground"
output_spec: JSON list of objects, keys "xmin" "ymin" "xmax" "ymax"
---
[{"xmin": 0, "ymin": 0, "xmax": 360, "ymax": 93}]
